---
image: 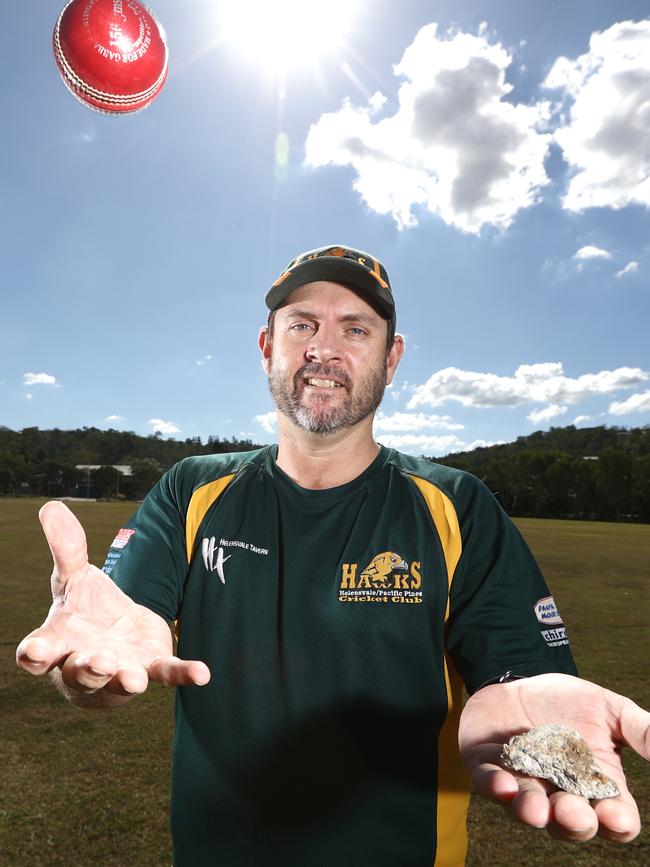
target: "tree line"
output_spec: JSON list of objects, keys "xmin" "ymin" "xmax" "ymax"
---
[
  {"xmin": 1, "ymin": 423, "xmax": 648, "ymax": 521},
  {"xmin": 436, "ymin": 425, "xmax": 650, "ymax": 522},
  {"xmin": 0, "ymin": 426, "xmax": 262, "ymax": 501}
]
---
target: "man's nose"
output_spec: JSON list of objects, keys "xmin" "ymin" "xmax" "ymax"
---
[{"xmin": 305, "ymin": 327, "xmax": 342, "ymax": 363}]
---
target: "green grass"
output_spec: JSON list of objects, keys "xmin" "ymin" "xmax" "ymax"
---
[
  {"xmin": 1, "ymin": 498, "xmax": 175, "ymax": 866},
  {"xmin": 466, "ymin": 517, "xmax": 650, "ymax": 866},
  {"xmin": 1, "ymin": 500, "xmax": 648, "ymax": 865}
]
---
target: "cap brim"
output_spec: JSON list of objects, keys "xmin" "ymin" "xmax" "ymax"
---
[{"xmin": 266, "ymin": 258, "xmax": 394, "ymax": 321}]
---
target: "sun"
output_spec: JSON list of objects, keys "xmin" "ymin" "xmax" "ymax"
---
[{"xmin": 218, "ymin": 0, "xmax": 359, "ymax": 76}]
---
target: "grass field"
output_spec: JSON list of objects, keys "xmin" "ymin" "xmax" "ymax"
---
[{"xmin": 1, "ymin": 498, "xmax": 648, "ymax": 866}]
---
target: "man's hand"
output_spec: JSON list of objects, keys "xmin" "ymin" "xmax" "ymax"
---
[
  {"xmin": 459, "ymin": 673, "xmax": 649, "ymax": 842},
  {"xmin": 16, "ymin": 501, "xmax": 210, "ymax": 705}
]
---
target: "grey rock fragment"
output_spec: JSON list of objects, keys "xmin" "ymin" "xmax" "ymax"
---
[{"xmin": 500, "ymin": 723, "xmax": 619, "ymax": 800}]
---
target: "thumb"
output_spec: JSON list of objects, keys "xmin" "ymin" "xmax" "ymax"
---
[
  {"xmin": 39, "ymin": 501, "xmax": 89, "ymax": 593},
  {"xmin": 613, "ymin": 692, "xmax": 650, "ymax": 761}
]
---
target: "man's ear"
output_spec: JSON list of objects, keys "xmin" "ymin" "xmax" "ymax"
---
[
  {"xmin": 259, "ymin": 326, "xmax": 272, "ymax": 374},
  {"xmin": 386, "ymin": 334, "xmax": 405, "ymax": 386}
]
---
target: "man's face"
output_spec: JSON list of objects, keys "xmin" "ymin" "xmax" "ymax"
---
[{"xmin": 259, "ymin": 281, "xmax": 403, "ymax": 436}]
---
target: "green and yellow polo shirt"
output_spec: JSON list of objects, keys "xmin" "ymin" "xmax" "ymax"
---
[{"xmin": 105, "ymin": 445, "xmax": 577, "ymax": 867}]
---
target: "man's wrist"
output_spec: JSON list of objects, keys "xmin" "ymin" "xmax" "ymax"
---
[{"xmin": 476, "ymin": 670, "xmax": 528, "ymax": 691}]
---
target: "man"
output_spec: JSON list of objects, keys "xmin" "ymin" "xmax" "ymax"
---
[{"xmin": 17, "ymin": 245, "xmax": 649, "ymax": 866}]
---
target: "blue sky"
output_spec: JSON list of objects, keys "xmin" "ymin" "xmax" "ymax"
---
[{"xmin": 2, "ymin": 0, "xmax": 649, "ymax": 456}]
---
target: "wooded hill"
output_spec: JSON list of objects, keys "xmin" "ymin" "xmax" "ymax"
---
[
  {"xmin": 1, "ymin": 424, "xmax": 648, "ymax": 521},
  {"xmin": 0, "ymin": 426, "xmax": 262, "ymax": 501},
  {"xmin": 436, "ymin": 425, "xmax": 650, "ymax": 522}
]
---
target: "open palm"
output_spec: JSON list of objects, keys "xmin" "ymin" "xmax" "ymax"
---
[
  {"xmin": 459, "ymin": 673, "xmax": 649, "ymax": 842},
  {"xmin": 16, "ymin": 501, "xmax": 210, "ymax": 704}
]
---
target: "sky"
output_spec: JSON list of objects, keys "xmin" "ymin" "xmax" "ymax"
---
[{"xmin": 1, "ymin": 0, "xmax": 649, "ymax": 457}]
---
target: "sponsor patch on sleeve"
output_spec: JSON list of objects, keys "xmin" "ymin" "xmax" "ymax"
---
[
  {"xmin": 534, "ymin": 596, "xmax": 570, "ymax": 646},
  {"xmin": 534, "ymin": 596, "xmax": 563, "ymax": 625},
  {"xmin": 110, "ymin": 528, "xmax": 136, "ymax": 550},
  {"xmin": 102, "ymin": 550, "xmax": 120, "ymax": 576},
  {"xmin": 541, "ymin": 626, "xmax": 568, "ymax": 646}
]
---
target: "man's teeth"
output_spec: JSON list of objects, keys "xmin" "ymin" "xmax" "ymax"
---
[{"xmin": 307, "ymin": 378, "xmax": 342, "ymax": 388}]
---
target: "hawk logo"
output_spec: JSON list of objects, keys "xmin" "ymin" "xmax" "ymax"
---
[
  {"xmin": 359, "ymin": 552, "xmax": 409, "ymax": 588},
  {"xmin": 339, "ymin": 551, "xmax": 422, "ymax": 604},
  {"xmin": 201, "ymin": 536, "xmax": 231, "ymax": 584}
]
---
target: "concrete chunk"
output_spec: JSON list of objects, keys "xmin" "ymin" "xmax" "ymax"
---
[{"xmin": 500, "ymin": 723, "xmax": 619, "ymax": 800}]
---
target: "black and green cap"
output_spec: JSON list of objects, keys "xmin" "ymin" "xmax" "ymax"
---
[{"xmin": 266, "ymin": 245, "xmax": 396, "ymax": 334}]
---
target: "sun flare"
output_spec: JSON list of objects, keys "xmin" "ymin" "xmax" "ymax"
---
[{"xmin": 218, "ymin": 0, "xmax": 359, "ymax": 75}]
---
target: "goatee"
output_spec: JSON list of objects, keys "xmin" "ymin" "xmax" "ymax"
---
[{"xmin": 268, "ymin": 359, "xmax": 387, "ymax": 435}]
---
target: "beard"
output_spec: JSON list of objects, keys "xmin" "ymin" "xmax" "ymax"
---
[{"xmin": 268, "ymin": 357, "xmax": 387, "ymax": 435}]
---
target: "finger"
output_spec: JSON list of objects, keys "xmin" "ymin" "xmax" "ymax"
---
[
  {"xmin": 39, "ymin": 501, "xmax": 89, "ymax": 592},
  {"xmin": 60, "ymin": 651, "xmax": 118, "ymax": 693},
  {"xmin": 594, "ymin": 795, "xmax": 642, "ymax": 843},
  {"xmin": 546, "ymin": 791, "xmax": 598, "ymax": 841},
  {"xmin": 147, "ymin": 657, "xmax": 211, "ymax": 688},
  {"xmin": 16, "ymin": 630, "xmax": 66, "ymax": 675},
  {"xmin": 470, "ymin": 761, "xmax": 520, "ymax": 804},
  {"xmin": 503, "ymin": 776, "xmax": 555, "ymax": 828},
  {"xmin": 617, "ymin": 695, "xmax": 650, "ymax": 760},
  {"xmin": 60, "ymin": 652, "xmax": 150, "ymax": 696},
  {"xmin": 104, "ymin": 666, "xmax": 150, "ymax": 696}
]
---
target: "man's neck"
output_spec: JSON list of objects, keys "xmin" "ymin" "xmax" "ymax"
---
[{"xmin": 274, "ymin": 417, "xmax": 381, "ymax": 490}]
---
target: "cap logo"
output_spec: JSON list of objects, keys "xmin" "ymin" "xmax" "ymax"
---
[
  {"xmin": 368, "ymin": 261, "xmax": 389, "ymax": 289},
  {"xmin": 272, "ymin": 269, "xmax": 293, "ymax": 288},
  {"xmin": 273, "ymin": 246, "xmax": 389, "ymax": 290}
]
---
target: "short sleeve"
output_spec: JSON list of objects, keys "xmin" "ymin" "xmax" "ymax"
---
[
  {"xmin": 102, "ymin": 467, "xmax": 188, "ymax": 623},
  {"xmin": 444, "ymin": 474, "xmax": 578, "ymax": 694}
]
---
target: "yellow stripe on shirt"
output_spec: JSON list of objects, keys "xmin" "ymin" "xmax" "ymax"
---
[
  {"xmin": 409, "ymin": 475, "xmax": 471, "ymax": 867},
  {"xmin": 184, "ymin": 474, "xmax": 236, "ymax": 563}
]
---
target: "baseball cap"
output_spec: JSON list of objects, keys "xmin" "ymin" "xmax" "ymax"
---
[{"xmin": 266, "ymin": 245, "xmax": 396, "ymax": 334}]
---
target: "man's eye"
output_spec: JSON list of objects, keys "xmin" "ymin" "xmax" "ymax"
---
[
  {"xmin": 348, "ymin": 327, "xmax": 367, "ymax": 336},
  {"xmin": 290, "ymin": 323, "xmax": 312, "ymax": 331}
]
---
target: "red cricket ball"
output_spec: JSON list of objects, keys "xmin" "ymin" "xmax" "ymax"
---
[{"xmin": 53, "ymin": 0, "xmax": 168, "ymax": 114}]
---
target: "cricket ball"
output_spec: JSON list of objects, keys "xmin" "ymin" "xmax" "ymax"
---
[{"xmin": 53, "ymin": 0, "xmax": 168, "ymax": 114}]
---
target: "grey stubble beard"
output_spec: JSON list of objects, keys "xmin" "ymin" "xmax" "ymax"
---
[{"xmin": 267, "ymin": 357, "xmax": 387, "ymax": 436}]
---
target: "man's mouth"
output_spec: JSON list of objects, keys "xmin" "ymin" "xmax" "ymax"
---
[{"xmin": 305, "ymin": 378, "xmax": 344, "ymax": 389}]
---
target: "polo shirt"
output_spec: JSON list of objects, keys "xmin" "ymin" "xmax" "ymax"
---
[{"xmin": 104, "ymin": 445, "xmax": 577, "ymax": 866}]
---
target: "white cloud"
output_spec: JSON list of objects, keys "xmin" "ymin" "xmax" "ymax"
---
[
  {"xmin": 377, "ymin": 433, "xmax": 504, "ymax": 456},
  {"xmin": 106, "ymin": 414, "xmax": 124, "ymax": 422},
  {"xmin": 573, "ymin": 414, "xmax": 592, "ymax": 424},
  {"xmin": 23, "ymin": 372, "xmax": 58, "ymax": 386},
  {"xmin": 615, "ymin": 260, "xmax": 639, "ymax": 278},
  {"xmin": 373, "ymin": 410, "xmax": 464, "ymax": 433},
  {"xmin": 609, "ymin": 390, "xmax": 650, "ymax": 416},
  {"xmin": 368, "ymin": 90, "xmax": 387, "ymax": 112},
  {"xmin": 573, "ymin": 245, "xmax": 611, "ymax": 260},
  {"xmin": 408, "ymin": 362, "xmax": 648, "ymax": 409},
  {"xmin": 196, "ymin": 354, "xmax": 213, "ymax": 366},
  {"xmin": 71, "ymin": 130, "xmax": 97, "ymax": 144},
  {"xmin": 544, "ymin": 20, "xmax": 650, "ymax": 212},
  {"xmin": 386, "ymin": 380, "xmax": 414, "ymax": 402},
  {"xmin": 527, "ymin": 404, "xmax": 567, "ymax": 424},
  {"xmin": 25, "ymin": 393, "xmax": 33, "ymax": 401},
  {"xmin": 377, "ymin": 433, "xmax": 465, "ymax": 455},
  {"xmin": 305, "ymin": 23, "xmax": 552, "ymax": 233},
  {"xmin": 254, "ymin": 412, "xmax": 277, "ymax": 433},
  {"xmin": 459, "ymin": 438, "xmax": 506, "ymax": 452},
  {"xmin": 149, "ymin": 418, "xmax": 181, "ymax": 435}
]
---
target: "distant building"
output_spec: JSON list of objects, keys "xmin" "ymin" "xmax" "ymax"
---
[
  {"xmin": 75, "ymin": 464, "xmax": 133, "ymax": 476},
  {"xmin": 74, "ymin": 465, "xmax": 133, "ymax": 498}
]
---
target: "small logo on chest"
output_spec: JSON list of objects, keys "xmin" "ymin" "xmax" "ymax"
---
[
  {"xmin": 338, "ymin": 551, "xmax": 422, "ymax": 604},
  {"xmin": 202, "ymin": 537, "xmax": 231, "ymax": 583},
  {"xmin": 200, "ymin": 536, "xmax": 270, "ymax": 584}
]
